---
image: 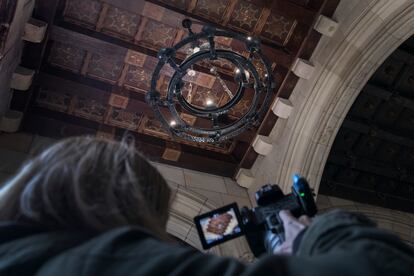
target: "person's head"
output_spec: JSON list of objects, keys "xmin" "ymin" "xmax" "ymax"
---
[{"xmin": 0, "ymin": 136, "xmax": 171, "ymax": 238}]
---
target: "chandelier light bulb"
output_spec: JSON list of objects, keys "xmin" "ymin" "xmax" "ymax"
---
[
  {"xmin": 170, "ymin": 120, "xmax": 177, "ymax": 127},
  {"xmin": 245, "ymin": 70, "xmax": 250, "ymax": 80},
  {"xmin": 192, "ymin": 47, "xmax": 200, "ymax": 54},
  {"xmin": 235, "ymin": 68, "xmax": 241, "ymax": 74},
  {"xmin": 206, "ymin": 99, "xmax": 214, "ymax": 106},
  {"xmin": 247, "ymin": 36, "xmax": 252, "ymax": 41},
  {"xmin": 187, "ymin": 69, "xmax": 196, "ymax": 76}
]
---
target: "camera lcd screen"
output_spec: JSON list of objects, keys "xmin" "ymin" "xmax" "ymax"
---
[{"xmin": 194, "ymin": 203, "xmax": 244, "ymax": 249}]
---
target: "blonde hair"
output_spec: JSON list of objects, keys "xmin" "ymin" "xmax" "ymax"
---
[{"xmin": 0, "ymin": 137, "xmax": 171, "ymax": 239}]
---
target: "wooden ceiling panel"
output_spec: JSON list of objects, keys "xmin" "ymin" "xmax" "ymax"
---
[
  {"xmin": 86, "ymin": 53, "xmax": 125, "ymax": 83},
  {"xmin": 64, "ymin": 0, "xmax": 102, "ymax": 27},
  {"xmin": 331, "ymin": 128, "xmax": 360, "ymax": 154},
  {"xmin": 399, "ymin": 149, "xmax": 414, "ymax": 170},
  {"xmin": 159, "ymin": 0, "xmax": 189, "ymax": 10},
  {"xmin": 228, "ymin": 0, "xmax": 263, "ymax": 33},
  {"xmin": 372, "ymin": 101, "xmax": 403, "ymax": 129},
  {"xmin": 48, "ymin": 42, "xmax": 86, "ymax": 73},
  {"xmin": 394, "ymin": 108, "xmax": 414, "ymax": 137},
  {"xmin": 228, "ymin": 98, "xmax": 251, "ymax": 118},
  {"xmin": 139, "ymin": 19, "xmax": 178, "ymax": 48},
  {"xmin": 370, "ymin": 56, "xmax": 405, "ymax": 88},
  {"xmin": 397, "ymin": 65, "xmax": 414, "ymax": 98},
  {"xmin": 125, "ymin": 50, "xmax": 147, "ymax": 67},
  {"xmin": 101, "ymin": 5, "xmax": 141, "ymax": 39},
  {"xmin": 124, "ymin": 65, "xmax": 152, "ymax": 92},
  {"xmin": 16, "ymin": 0, "xmax": 338, "ymax": 176},
  {"xmin": 348, "ymin": 93, "xmax": 383, "ymax": 121},
  {"xmin": 139, "ymin": 116, "xmax": 170, "ymax": 139},
  {"xmin": 73, "ymin": 96, "xmax": 107, "ymax": 123},
  {"xmin": 106, "ymin": 107, "xmax": 143, "ymax": 131},
  {"xmin": 191, "ymin": 86, "xmax": 224, "ymax": 108},
  {"xmin": 288, "ymin": 0, "xmax": 310, "ymax": 6},
  {"xmin": 375, "ymin": 141, "xmax": 401, "ymax": 165},
  {"xmin": 192, "ymin": 0, "xmax": 229, "ymax": 22},
  {"xmin": 261, "ymin": 12, "xmax": 297, "ymax": 46},
  {"xmin": 36, "ymin": 89, "xmax": 72, "ymax": 113},
  {"xmin": 109, "ymin": 93, "xmax": 129, "ymax": 109}
]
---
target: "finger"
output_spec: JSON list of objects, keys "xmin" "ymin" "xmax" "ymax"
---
[
  {"xmin": 279, "ymin": 210, "xmax": 297, "ymax": 226},
  {"xmin": 273, "ymin": 242, "xmax": 293, "ymax": 255},
  {"xmin": 298, "ymin": 215, "xmax": 311, "ymax": 226}
]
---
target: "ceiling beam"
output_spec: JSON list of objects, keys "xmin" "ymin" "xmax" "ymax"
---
[
  {"xmin": 25, "ymin": 108, "xmax": 239, "ymax": 176},
  {"xmin": 146, "ymin": 0, "xmax": 288, "ymax": 50},
  {"xmin": 328, "ymin": 154, "xmax": 414, "ymax": 185},
  {"xmin": 39, "ymin": 66, "xmax": 256, "ymax": 143},
  {"xmin": 101, "ymin": 0, "xmax": 146, "ymax": 11},
  {"xmin": 38, "ymin": 71, "xmax": 153, "ymax": 113},
  {"xmin": 342, "ymin": 119, "xmax": 414, "ymax": 149},
  {"xmin": 319, "ymin": 179, "xmax": 414, "ymax": 213},
  {"xmin": 51, "ymin": 23, "xmax": 239, "ymax": 83},
  {"xmin": 365, "ymin": 83, "xmax": 414, "ymax": 111}
]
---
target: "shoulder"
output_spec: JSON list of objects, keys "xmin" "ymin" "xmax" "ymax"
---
[{"xmin": 37, "ymin": 226, "xmax": 239, "ymax": 275}]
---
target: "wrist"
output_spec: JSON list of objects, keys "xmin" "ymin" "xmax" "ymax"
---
[{"xmin": 292, "ymin": 228, "xmax": 308, "ymax": 254}]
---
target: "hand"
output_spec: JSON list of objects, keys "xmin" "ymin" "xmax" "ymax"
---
[{"xmin": 273, "ymin": 210, "xmax": 311, "ymax": 255}]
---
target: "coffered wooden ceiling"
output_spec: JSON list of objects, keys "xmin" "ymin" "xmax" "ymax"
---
[
  {"xmin": 320, "ymin": 36, "xmax": 414, "ymax": 213},
  {"xmin": 13, "ymin": 0, "xmax": 339, "ymax": 176}
]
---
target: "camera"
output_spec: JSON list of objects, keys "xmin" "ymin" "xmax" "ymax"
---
[{"xmin": 194, "ymin": 174, "xmax": 317, "ymax": 257}]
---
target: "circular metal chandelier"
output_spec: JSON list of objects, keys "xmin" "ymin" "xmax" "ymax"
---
[{"xmin": 146, "ymin": 19, "xmax": 275, "ymax": 143}]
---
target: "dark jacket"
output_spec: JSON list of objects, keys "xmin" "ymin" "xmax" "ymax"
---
[{"xmin": 0, "ymin": 210, "xmax": 413, "ymax": 275}]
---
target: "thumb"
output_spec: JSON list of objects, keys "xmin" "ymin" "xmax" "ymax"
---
[{"xmin": 279, "ymin": 210, "xmax": 296, "ymax": 226}]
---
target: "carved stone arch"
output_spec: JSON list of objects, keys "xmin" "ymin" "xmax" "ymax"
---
[{"xmin": 249, "ymin": 0, "xmax": 414, "ymax": 198}]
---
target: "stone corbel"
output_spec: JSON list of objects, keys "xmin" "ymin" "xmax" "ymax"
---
[
  {"xmin": 292, "ymin": 58, "xmax": 315, "ymax": 80},
  {"xmin": 236, "ymin": 169, "xmax": 255, "ymax": 189},
  {"xmin": 271, "ymin": 97, "xmax": 293, "ymax": 119},
  {"xmin": 11, "ymin": 66, "xmax": 35, "ymax": 91},
  {"xmin": 252, "ymin": 135, "xmax": 273, "ymax": 156},
  {"xmin": 314, "ymin": 15, "xmax": 339, "ymax": 37},
  {"xmin": 23, "ymin": 18, "xmax": 48, "ymax": 43},
  {"xmin": 0, "ymin": 110, "xmax": 23, "ymax": 133}
]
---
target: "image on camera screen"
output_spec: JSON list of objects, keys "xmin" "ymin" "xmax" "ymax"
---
[{"xmin": 199, "ymin": 207, "xmax": 242, "ymax": 245}]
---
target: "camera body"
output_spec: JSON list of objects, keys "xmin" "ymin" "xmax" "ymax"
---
[
  {"xmin": 241, "ymin": 175, "xmax": 317, "ymax": 256},
  {"xmin": 194, "ymin": 175, "xmax": 317, "ymax": 257}
]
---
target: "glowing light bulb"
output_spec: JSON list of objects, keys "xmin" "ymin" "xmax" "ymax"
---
[
  {"xmin": 235, "ymin": 68, "xmax": 241, "ymax": 74},
  {"xmin": 206, "ymin": 99, "xmax": 214, "ymax": 106},
  {"xmin": 244, "ymin": 70, "xmax": 250, "ymax": 80},
  {"xmin": 187, "ymin": 69, "xmax": 196, "ymax": 76},
  {"xmin": 170, "ymin": 120, "xmax": 177, "ymax": 127},
  {"xmin": 247, "ymin": 36, "xmax": 252, "ymax": 41}
]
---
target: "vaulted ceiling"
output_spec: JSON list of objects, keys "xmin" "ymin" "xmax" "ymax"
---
[
  {"xmin": 12, "ymin": 0, "xmax": 339, "ymax": 176},
  {"xmin": 320, "ymin": 36, "xmax": 414, "ymax": 213}
]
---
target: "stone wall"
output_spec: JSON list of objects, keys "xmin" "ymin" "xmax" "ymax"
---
[{"xmin": 317, "ymin": 195, "xmax": 414, "ymax": 247}]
